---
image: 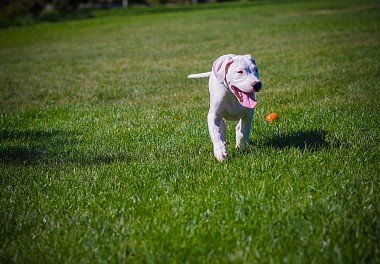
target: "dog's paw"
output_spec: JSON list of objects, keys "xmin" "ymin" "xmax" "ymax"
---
[{"xmin": 214, "ymin": 145, "xmax": 227, "ymax": 162}]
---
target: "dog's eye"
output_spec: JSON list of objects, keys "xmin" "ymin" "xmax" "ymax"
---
[{"xmin": 237, "ymin": 71, "xmax": 244, "ymax": 74}]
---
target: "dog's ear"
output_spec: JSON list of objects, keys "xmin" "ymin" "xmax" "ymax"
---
[{"xmin": 212, "ymin": 55, "xmax": 234, "ymax": 83}]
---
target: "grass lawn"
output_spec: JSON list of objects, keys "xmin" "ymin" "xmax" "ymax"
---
[{"xmin": 1, "ymin": 0, "xmax": 379, "ymax": 262}]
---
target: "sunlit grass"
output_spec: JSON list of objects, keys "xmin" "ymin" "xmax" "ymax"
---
[{"xmin": 0, "ymin": 0, "xmax": 379, "ymax": 262}]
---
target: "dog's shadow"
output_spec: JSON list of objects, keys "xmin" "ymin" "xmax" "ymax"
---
[
  {"xmin": 237, "ymin": 129, "xmax": 339, "ymax": 155},
  {"xmin": 263, "ymin": 129, "xmax": 331, "ymax": 151}
]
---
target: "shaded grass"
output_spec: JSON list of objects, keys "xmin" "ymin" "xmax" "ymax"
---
[{"xmin": 0, "ymin": 0, "xmax": 379, "ymax": 262}]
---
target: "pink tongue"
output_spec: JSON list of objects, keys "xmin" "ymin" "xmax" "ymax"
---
[{"xmin": 232, "ymin": 87, "xmax": 257, "ymax": 109}]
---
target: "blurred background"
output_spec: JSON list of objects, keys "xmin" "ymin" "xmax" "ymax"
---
[{"xmin": 0, "ymin": 0, "xmax": 235, "ymax": 27}]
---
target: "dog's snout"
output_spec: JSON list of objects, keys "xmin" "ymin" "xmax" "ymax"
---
[{"xmin": 252, "ymin": 82, "xmax": 262, "ymax": 92}]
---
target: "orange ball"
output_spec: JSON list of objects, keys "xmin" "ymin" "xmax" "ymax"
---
[{"xmin": 266, "ymin": 112, "xmax": 279, "ymax": 123}]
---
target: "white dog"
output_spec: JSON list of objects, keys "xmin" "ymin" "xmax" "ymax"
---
[{"xmin": 188, "ymin": 54, "xmax": 262, "ymax": 162}]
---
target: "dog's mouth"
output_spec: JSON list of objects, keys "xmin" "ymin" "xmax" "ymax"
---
[{"xmin": 231, "ymin": 85, "xmax": 257, "ymax": 109}]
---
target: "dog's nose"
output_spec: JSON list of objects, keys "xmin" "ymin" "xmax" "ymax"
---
[{"xmin": 252, "ymin": 82, "xmax": 262, "ymax": 92}]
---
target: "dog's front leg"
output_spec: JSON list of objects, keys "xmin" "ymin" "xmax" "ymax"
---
[
  {"xmin": 208, "ymin": 111, "xmax": 227, "ymax": 162},
  {"xmin": 236, "ymin": 111, "xmax": 254, "ymax": 149}
]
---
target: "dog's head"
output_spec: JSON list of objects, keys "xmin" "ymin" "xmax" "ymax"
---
[{"xmin": 212, "ymin": 54, "xmax": 262, "ymax": 108}]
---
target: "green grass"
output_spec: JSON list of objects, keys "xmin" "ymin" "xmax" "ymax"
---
[{"xmin": 1, "ymin": 0, "xmax": 379, "ymax": 262}]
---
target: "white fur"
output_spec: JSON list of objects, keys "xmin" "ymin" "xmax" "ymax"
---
[
  {"xmin": 188, "ymin": 72, "xmax": 211, "ymax": 78},
  {"xmin": 188, "ymin": 54, "xmax": 261, "ymax": 162}
]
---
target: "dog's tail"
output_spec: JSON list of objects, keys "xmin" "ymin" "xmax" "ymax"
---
[{"xmin": 188, "ymin": 72, "xmax": 211, "ymax": 79}]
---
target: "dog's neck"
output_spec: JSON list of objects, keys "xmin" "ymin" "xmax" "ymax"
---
[
  {"xmin": 221, "ymin": 80, "xmax": 232, "ymax": 94},
  {"xmin": 222, "ymin": 62, "xmax": 233, "ymax": 94}
]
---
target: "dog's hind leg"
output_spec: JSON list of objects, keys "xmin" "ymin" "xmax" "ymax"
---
[{"xmin": 236, "ymin": 111, "xmax": 254, "ymax": 149}]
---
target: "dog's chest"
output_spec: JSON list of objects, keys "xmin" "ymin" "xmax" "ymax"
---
[{"xmin": 220, "ymin": 94, "xmax": 252, "ymax": 121}]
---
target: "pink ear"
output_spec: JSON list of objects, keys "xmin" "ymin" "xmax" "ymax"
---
[{"xmin": 212, "ymin": 55, "xmax": 234, "ymax": 83}]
